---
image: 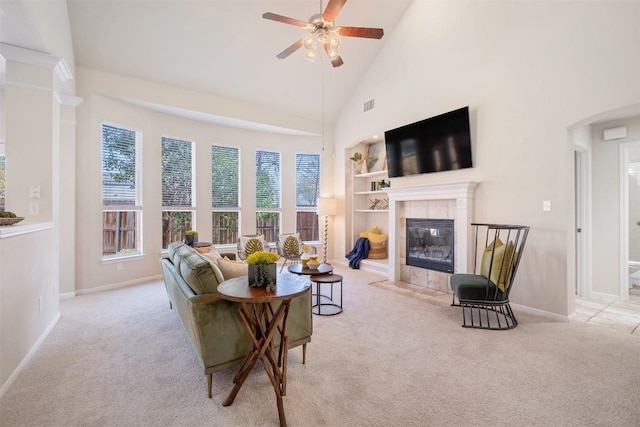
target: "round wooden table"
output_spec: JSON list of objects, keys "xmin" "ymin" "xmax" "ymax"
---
[
  {"xmin": 217, "ymin": 274, "xmax": 310, "ymax": 427},
  {"xmin": 287, "ymin": 263, "xmax": 333, "ymax": 276}
]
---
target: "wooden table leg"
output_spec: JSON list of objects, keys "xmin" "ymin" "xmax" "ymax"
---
[{"xmin": 222, "ymin": 300, "xmax": 292, "ymax": 427}]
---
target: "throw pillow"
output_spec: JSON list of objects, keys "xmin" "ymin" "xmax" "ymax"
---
[
  {"xmin": 480, "ymin": 238, "xmax": 515, "ymax": 291},
  {"xmin": 367, "ymin": 232, "xmax": 388, "ymax": 244},
  {"xmin": 217, "ymin": 257, "xmax": 248, "ymax": 279},
  {"xmin": 359, "ymin": 226, "xmax": 381, "ymax": 238},
  {"xmin": 240, "ymin": 235, "xmax": 265, "ymax": 256},
  {"xmin": 280, "ymin": 233, "xmax": 301, "ymax": 257}
]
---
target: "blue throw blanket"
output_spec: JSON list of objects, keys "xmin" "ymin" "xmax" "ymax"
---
[{"xmin": 346, "ymin": 237, "xmax": 370, "ymax": 269}]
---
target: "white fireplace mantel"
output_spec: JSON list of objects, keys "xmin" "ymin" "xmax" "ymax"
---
[{"xmin": 386, "ymin": 181, "xmax": 479, "ymax": 282}]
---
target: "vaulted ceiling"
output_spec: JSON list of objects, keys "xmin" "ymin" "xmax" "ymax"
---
[{"xmin": 62, "ymin": 0, "xmax": 412, "ymax": 132}]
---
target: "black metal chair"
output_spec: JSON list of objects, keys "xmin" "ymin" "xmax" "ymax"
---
[{"xmin": 450, "ymin": 223, "xmax": 529, "ymax": 330}]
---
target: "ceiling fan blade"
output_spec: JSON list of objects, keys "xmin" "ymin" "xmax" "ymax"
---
[
  {"xmin": 323, "ymin": 0, "xmax": 347, "ymax": 22},
  {"xmin": 323, "ymin": 43, "xmax": 344, "ymax": 68},
  {"xmin": 263, "ymin": 12, "xmax": 308, "ymax": 28},
  {"xmin": 338, "ymin": 26, "xmax": 384, "ymax": 39},
  {"xmin": 277, "ymin": 39, "xmax": 304, "ymax": 59}
]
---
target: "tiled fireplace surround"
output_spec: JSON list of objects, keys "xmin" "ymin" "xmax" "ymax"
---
[{"xmin": 386, "ymin": 181, "xmax": 478, "ymax": 293}]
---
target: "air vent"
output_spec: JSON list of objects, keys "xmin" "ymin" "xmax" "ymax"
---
[{"xmin": 363, "ymin": 99, "xmax": 375, "ymax": 112}]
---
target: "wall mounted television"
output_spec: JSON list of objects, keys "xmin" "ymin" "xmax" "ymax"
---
[{"xmin": 384, "ymin": 106, "xmax": 473, "ymax": 178}]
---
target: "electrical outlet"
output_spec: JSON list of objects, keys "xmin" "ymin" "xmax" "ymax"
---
[
  {"xmin": 38, "ymin": 296, "xmax": 43, "ymax": 312},
  {"xmin": 29, "ymin": 202, "xmax": 39, "ymax": 215},
  {"xmin": 543, "ymin": 200, "xmax": 551, "ymax": 212},
  {"xmin": 117, "ymin": 262, "xmax": 124, "ymax": 271}
]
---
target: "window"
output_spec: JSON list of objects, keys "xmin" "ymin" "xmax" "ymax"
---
[
  {"xmin": 256, "ymin": 150, "xmax": 280, "ymax": 242},
  {"xmin": 161, "ymin": 137, "xmax": 194, "ymax": 249},
  {"xmin": 296, "ymin": 153, "xmax": 320, "ymax": 241},
  {"xmin": 211, "ymin": 145, "xmax": 239, "ymax": 245},
  {"xmin": 102, "ymin": 124, "xmax": 141, "ymax": 257}
]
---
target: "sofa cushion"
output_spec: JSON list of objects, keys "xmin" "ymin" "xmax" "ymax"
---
[
  {"xmin": 169, "ymin": 242, "xmax": 221, "ymax": 295},
  {"xmin": 217, "ymin": 257, "xmax": 248, "ymax": 279}
]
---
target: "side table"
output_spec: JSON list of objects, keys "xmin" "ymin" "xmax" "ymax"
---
[
  {"xmin": 311, "ymin": 274, "xmax": 343, "ymax": 316},
  {"xmin": 217, "ymin": 274, "xmax": 310, "ymax": 427},
  {"xmin": 287, "ymin": 263, "xmax": 333, "ymax": 276}
]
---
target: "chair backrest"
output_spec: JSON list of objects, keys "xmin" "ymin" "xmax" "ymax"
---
[
  {"xmin": 278, "ymin": 233, "xmax": 302, "ymax": 257},
  {"xmin": 471, "ymin": 223, "xmax": 529, "ymax": 297},
  {"xmin": 237, "ymin": 234, "xmax": 268, "ymax": 260}
]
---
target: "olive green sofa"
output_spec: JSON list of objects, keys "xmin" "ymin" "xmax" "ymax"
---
[{"xmin": 160, "ymin": 242, "xmax": 312, "ymax": 397}]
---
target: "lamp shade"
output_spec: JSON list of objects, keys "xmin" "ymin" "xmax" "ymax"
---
[{"xmin": 317, "ymin": 197, "xmax": 337, "ymax": 217}]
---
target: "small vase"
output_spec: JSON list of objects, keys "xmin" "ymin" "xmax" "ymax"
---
[
  {"xmin": 185, "ymin": 234, "xmax": 198, "ymax": 246},
  {"xmin": 301, "ymin": 248, "xmax": 314, "ymax": 268},
  {"xmin": 248, "ymin": 263, "xmax": 277, "ymax": 290},
  {"xmin": 307, "ymin": 256, "xmax": 320, "ymax": 270}
]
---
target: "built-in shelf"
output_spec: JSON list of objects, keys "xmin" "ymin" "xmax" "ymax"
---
[
  {"xmin": 354, "ymin": 170, "xmax": 387, "ymax": 179},
  {"xmin": 355, "ymin": 209, "xmax": 389, "ymax": 213},
  {"xmin": 354, "ymin": 190, "xmax": 388, "ymax": 195}
]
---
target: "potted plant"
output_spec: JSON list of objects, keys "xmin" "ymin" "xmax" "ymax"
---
[
  {"xmin": 350, "ymin": 152, "xmax": 367, "ymax": 174},
  {"xmin": 185, "ymin": 230, "xmax": 199, "ymax": 246},
  {"xmin": 246, "ymin": 251, "xmax": 279, "ymax": 292}
]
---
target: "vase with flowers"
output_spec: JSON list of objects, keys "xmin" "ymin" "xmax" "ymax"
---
[
  {"xmin": 246, "ymin": 251, "xmax": 279, "ymax": 292},
  {"xmin": 350, "ymin": 152, "xmax": 367, "ymax": 175}
]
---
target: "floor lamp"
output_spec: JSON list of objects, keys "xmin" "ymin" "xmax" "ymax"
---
[{"xmin": 317, "ymin": 197, "xmax": 337, "ymax": 264}]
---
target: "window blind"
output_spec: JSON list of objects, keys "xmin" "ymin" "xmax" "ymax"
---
[
  {"xmin": 256, "ymin": 150, "xmax": 280, "ymax": 209},
  {"xmin": 162, "ymin": 137, "xmax": 193, "ymax": 207},
  {"xmin": 102, "ymin": 124, "xmax": 138, "ymax": 207},
  {"xmin": 212, "ymin": 145, "xmax": 239, "ymax": 208},
  {"xmin": 295, "ymin": 153, "xmax": 320, "ymax": 207}
]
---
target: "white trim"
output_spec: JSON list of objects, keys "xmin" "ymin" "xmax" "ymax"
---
[
  {"xmin": 0, "ymin": 312, "xmax": 61, "ymax": 399},
  {"xmin": 511, "ymin": 302, "xmax": 569, "ymax": 322},
  {"xmin": 74, "ymin": 275, "xmax": 163, "ymax": 296},
  {"xmin": 59, "ymin": 292, "xmax": 76, "ymax": 299},
  {"xmin": 0, "ymin": 222, "xmax": 54, "ymax": 238},
  {"xmin": 619, "ymin": 140, "xmax": 640, "ymax": 302},
  {"xmin": 386, "ymin": 181, "xmax": 478, "ymax": 281},
  {"xmin": 59, "ymin": 95, "xmax": 84, "ymax": 108},
  {"xmin": 0, "ymin": 43, "xmax": 60, "ymax": 68}
]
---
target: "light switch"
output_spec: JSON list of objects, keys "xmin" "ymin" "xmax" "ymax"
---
[
  {"xmin": 29, "ymin": 185, "xmax": 41, "ymax": 199},
  {"xmin": 543, "ymin": 200, "xmax": 551, "ymax": 212}
]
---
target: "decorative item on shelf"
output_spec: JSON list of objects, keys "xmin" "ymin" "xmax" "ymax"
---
[
  {"xmin": 0, "ymin": 211, "xmax": 25, "ymax": 226},
  {"xmin": 368, "ymin": 198, "xmax": 389, "ymax": 210},
  {"xmin": 350, "ymin": 152, "xmax": 367, "ymax": 175},
  {"xmin": 306, "ymin": 255, "xmax": 321, "ymax": 270},
  {"xmin": 246, "ymin": 251, "xmax": 279, "ymax": 292},
  {"xmin": 366, "ymin": 141, "xmax": 387, "ymax": 173},
  {"xmin": 185, "ymin": 230, "xmax": 199, "ymax": 246},
  {"xmin": 300, "ymin": 244, "xmax": 316, "ymax": 267},
  {"xmin": 379, "ymin": 179, "xmax": 390, "ymax": 189}
]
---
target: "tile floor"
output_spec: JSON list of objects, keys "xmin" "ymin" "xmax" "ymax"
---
[{"xmin": 574, "ymin": 285, "xmax": 640, "ymax": 336}]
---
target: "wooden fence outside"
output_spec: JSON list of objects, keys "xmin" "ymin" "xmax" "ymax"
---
[{"xmin": 103, "ymin": 211, "xmax": 137, "ymax": 255}]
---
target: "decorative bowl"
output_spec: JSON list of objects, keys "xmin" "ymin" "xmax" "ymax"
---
[{"xmin": 0, "ymin": 217, "xmax": 24, "ymax": 226}]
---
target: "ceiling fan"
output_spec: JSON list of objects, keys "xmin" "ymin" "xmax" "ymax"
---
[{"xmin": 263, "ymin": 0, "xmax": 384, "ymax": 68}]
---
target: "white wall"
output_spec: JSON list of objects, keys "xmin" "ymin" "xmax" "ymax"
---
[
  {"xmin": 75, "ymin": 67, "xmax": 332, "ymax": 292},
  {"xmin": 332, "ymin": 0, "xmax": 640, "ymax": 315},
  {"xmin": 591, "ymin": 117, "xmax": 640, "ymax": 297}
]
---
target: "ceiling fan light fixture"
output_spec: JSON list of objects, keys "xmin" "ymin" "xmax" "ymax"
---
[
  {"xmin": 328, "ymin": 33, "xmax": 341, "ymax": 49},
  {"xmin": 305, "ymin": 48, "xmax": 318, "ymax": 62},
  {"xmin": 303, "ymin": 35, "xmax": 316, "ymax": 50},
  {"xmin": 327, "ymin": 48, "xmax": 339, "ymax": 60}
]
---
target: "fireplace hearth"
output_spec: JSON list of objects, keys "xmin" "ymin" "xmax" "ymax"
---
[{"xmin": 406, "ymin": 219, "xmax": 454, "ymax": 273}]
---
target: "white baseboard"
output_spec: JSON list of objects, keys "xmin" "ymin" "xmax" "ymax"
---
[
  {"xmin": 0, "ymin": 312, "xmax": 61, "ymax": 399},
  {"xmin": 75, "ymin": 274, "xmax": 163, "ymax": 296},
  {"xmin": 590, "ymin": 291, "xmax": 619, "ymax": 302},
  {"xmin": 59, "ymin": 292, "xmax": 76, "ymax": 299},
  {"xmin": 511, "ymin": 302, "xmax": 569, "ymax": 322}
]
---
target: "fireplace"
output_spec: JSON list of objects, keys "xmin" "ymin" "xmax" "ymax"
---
[{"xmin": 406, "ymin": 219, "xmax": 455, "ymax": 273}]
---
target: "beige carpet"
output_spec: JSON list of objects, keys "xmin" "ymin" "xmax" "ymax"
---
[{"xmin": 2, "ymin": 265, "xmax": 640, "ymax": 426}]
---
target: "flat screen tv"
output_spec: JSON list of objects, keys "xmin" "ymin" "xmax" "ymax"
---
[{"xmin": 384, "ymin": 107, "xmax": 473, "ymax": 178}]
